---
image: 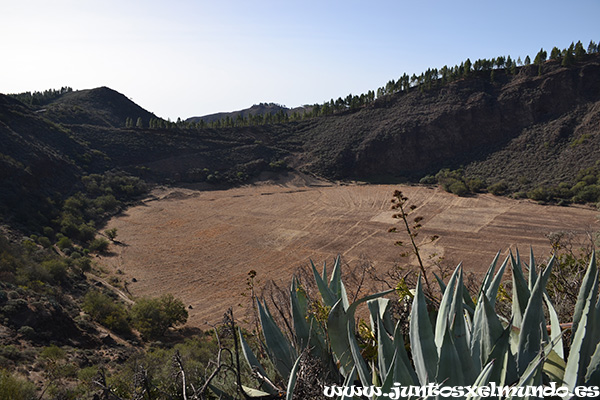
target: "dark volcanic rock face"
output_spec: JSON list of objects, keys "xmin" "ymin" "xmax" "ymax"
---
[
  {"xmin": 296, "ymin": 58, "xmax": 600, "ymax": 181},
  {"xmin": 1, "ymin": 55, "xmax": 599, "ymax": 196}
]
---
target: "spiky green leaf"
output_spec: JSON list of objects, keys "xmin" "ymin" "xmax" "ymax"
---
[
  {"xmin": 286, "ymin": 354, "xmax": 302, "ymax": 400},
  {"xmin": 238, "ymin": 329, "xmax": 280, "ymax": 395},
  {"xmin": 257, "ymin": 300, "xmax": 296, "ymax": 379},
  {"xmin": 572, "ymin": 252, "xmax": 597, "ymax": 336},
  {"xmin": 517, "ymin": 267, "xmax": 547, "ymax": 375},
  {"xmin": 436, "ymin": 329, "xmax": 464, "ymax": 385},
  {"xmin": 485, "ymin": 255, "xmax": 509, "ymax": 308},
  {"xmin": 471, "ymin": 293, "xmax": 504, "ymax": 372},
  {"xmin": 564, "ymin": 267, "xmax": 599, "ymax": 390},
  {"xmin": 347, "ymin": 320, "xmax": 372, "ymax": 386},
  {"xmin": 311, "ymin": 260, "xmax": 337, "ymax": 308},
  {"xmin": 410, "ymin": 276, "xmax": 438, "ymax": 385},
  {"xmin": 435, "ymin": 264, "xmax": 460, "ymax": 348},
  {"xmin": 510, "ymin": 250, "xmax": 530, "ymax": 331}
]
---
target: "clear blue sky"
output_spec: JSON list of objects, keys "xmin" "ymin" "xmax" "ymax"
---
[{"xmin": 1, "ymin": 0, "xmax": 598, "ymax": 120}]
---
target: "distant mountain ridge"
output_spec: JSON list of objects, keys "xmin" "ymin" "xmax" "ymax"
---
[
  {"xmin": 40, "ymin": 86, "xmax": 159, "ymax": 128},
  {"xmin": 186, "ymin": 102, "xmax": 311, "ymax": 124},
  {"xmin": 1, "ymin": 53, "xmax": 600, "ymax": 231}
]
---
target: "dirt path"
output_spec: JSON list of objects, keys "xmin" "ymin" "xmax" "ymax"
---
[{"xmin": 100, "ymin": 180, "xmax": 598, "ymax": 327}]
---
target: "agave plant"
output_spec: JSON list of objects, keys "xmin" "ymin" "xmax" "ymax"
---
[{"xmin": 213, "ymin": 250, "xmax": 600, "ymax": 399}]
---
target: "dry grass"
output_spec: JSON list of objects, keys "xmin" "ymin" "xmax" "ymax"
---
[{"xmin": 99, "ymin": 176, "xmax": 599, "ymax": 326}]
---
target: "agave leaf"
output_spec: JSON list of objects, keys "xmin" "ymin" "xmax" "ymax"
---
[
  {"xmin": 510, "ymin": 249, "xmax": 531, "ymax": 331},
  {"xmin": 478, "ymin": 251, "xmax": 501, "ymax": 299},
  {"xmin": 471, "ymin": 293, "xmax": 504, "ymax": 372},
  {"xmin": 528, "ymin": 246, "xmax": 536, "ymax": 291},
  {"xmin": 507, "ymin": 338, "xmax": 557, "ymax": 399},
  {"xmin": 368, "ymin": 298, "xmax": 394, "ymax": 336},
  {"xmin": 290, "ymin": 280, "xmax": 310, "ymax": 350},
  {"xmin": 328, "ymin": 255, "xmax": 342, "ymax": 295},
  {"xmin": 285, "ymin": 354, "xmax": 303, "ymax": 400},
  {"xmin": 339, "ymin": 279, "xmax": 350, "ymax": 311},
  {"xmin": 433, "ymin": 272, "xmax": 446, "ymax": 292},
  {"xmin": 543, "ymin": 291, "xmax": 564, "ymax": 359},
  {"xmin": 238, "ymin": 329, "xmax": 280, "ymax": 395},
  {"xmin": 257, "ymin": 300, "xmax": 297, "ymax": 379},
  {"xmin": 328, "ymin": 289, "xmax": 393, "ymax": 377},
  {"xmin": 436, "ymin": 329, "xmax": 464, "ymax": 385},
  {"xmin": 437, "ymin": 267, "xmax": 475, "ymax": 315},
  {"xmin": 376, "ymin": 351, "xmax": 397, "ymax": 400},
  {"xmin": 585, "ymin": 341, "xmax": 600, "ymax": 384},
  {"xmin": 327, "ymin": 299, "xmax": 354, "ymax": 377},
  {"xmin": 544, "ymin": 349, "xmax": 566, "ymax": 383},
  {"xmin": 347, "ymin": 320, "xmax": 372, "ymax": 386},
  {"xmin": 485, "ymin": 255, "xmax": 509, "ymax": 308},
  {"xmin": 485, "ymin": 324, "xmax": 512, "ymax": 384},
  {"xmin": 376, "ymin": 311, "xmax": 394, "ymax": 381},
  {"xmin": 339, "ymin": 365, "xmax": 357, "ymax": 400},
  {"xmin": 462, "ymin": 281, "xmax": 477, "ymax": 317},
  {"xmin": 291, "ymin": 278, "xmax": 329, "ymax": 359},
  {"xmin": 563, "ymin": 267, "xmax": 599, "ymax": 390},
  {"xmin": 243, "ymin": 386, "xmax": 271, "ymax": 398},
  {"xmin": 393, "ymin": 322, "xmax": 420, "ymax": 385},
  {"xmin": 311, "ymin": 260, "xmax": 337, "ymax": 307},
  {"xmin": 572, "ymin": 252, "xmax": 597, "ymax": 337},
  {"xmin": 502, "ymin": 349, "xmax": 518, "ymax": 387},
  {"xmin": 517, "ymin": 267, "xmax": 547, "ymax": 375},
  {"xmin": 410, "ymin": 276, "xmax": 438, "ymax": 385},
  {"xmin": 465, "ymin": 361, "xmax": 495, "ymax": 399},
  {"xmin": 449, "ymin": 269, "xmax": 477, "ymax": 384},
  {"xmin": 435, "ymin": 264, "xmax": 460, "ymax": 348},
  {"xmin": 346, "ymin": 289, "xmax": 394, "ymax": 330}
]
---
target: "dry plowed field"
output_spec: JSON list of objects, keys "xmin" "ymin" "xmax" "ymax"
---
[{"xmin": 101, "ymin": 177, "xmax": 598, "ymax": 326}]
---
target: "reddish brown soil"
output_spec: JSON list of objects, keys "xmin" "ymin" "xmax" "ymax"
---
[{"xmin": 100, "ymin": 176, "xmax": 598, "ymax": 327}]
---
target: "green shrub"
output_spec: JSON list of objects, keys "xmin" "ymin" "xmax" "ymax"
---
[
  {"xmin": 88, "ymin": 237, "xmax": 109, "ymax": 253},
  {"xmin": 528, "ymin": 185, "xmax": 551, "ymax": 202},
  {"xmin": 573, "ymin": 184, "xmax": 600, "ymax": 203},
  {"xmin": 419, "ymin": 174, "xmax": 437, "ymax": 184},
  {"xmin": 36, "ymin": 236, "xmax": 51, "ymax": 249},
  {"xmin": 94, "ymin": 194, "xmax": 118, "ymax": 213},
  {"xmin": 17, "ymin": 326, "xmax": 35, "ymax": 339},
  {"xmin": 487, "ymin": 180, "xmax": 508, "ymax": 195},
  {"xmin": 0, "ymin": 370, "xmax": 36, "ymax": 400},
  {"xmin": 77, "ymin": 223, "xmax": 96, "ymax": 244},
  {"xmin": 40, "ymin": 345, "xmax": 66, "ymax": 362},
  {"xmin": 466, "ymin": 177, "xmax": 485, "ymax": 193},
  {"xmin": 104, "ymin": 228, "xmax": 118, "ymax": 241},
  {"xmin": 41, "ymin": 259, "xmax": 68, "ymax": 284},
  {"xmin": 131, "ymin": 294, "xmax": 188, "ymax": 340},
  {"xmin": 56, "ymin": 236, "xmax": 72, "ymax": 251},
  {"xmin": 448, "ymin": 180, "xmax": 469, "ymax": 196},
  {"xmin": 82, "ymin": 291, "xmax": 131, "ymax": 335}
]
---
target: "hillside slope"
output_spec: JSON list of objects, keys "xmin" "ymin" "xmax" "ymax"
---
[
  {"xmin": 186, "ymin": 102, "xmax": 310, "ymax": 124},
  {"xmin": 1, "ymin": 55, "xmax": 599, "ymax": 218},
  {"xmin": 42, "ymin": 86, "xmax": 158, "ymax": 128},
  {"xmin": 294, "ymin": 58, "xmax": 600, "ymax": 185}
]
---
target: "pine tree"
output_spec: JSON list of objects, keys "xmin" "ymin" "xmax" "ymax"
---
[
  {"xmin": 562, "ymin": 45, "xmax": 575, "ymax": 66},
  {"xmin": 574, "ymin": 40, "xmax": 586, "ymax": 60},
  {"xmin": 463, "ymin": 58, "xmax": 472, "ymax": 76},
  {"xmin": 533, "ymin": 48, "xmax": 547, "ymax": 65}
]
